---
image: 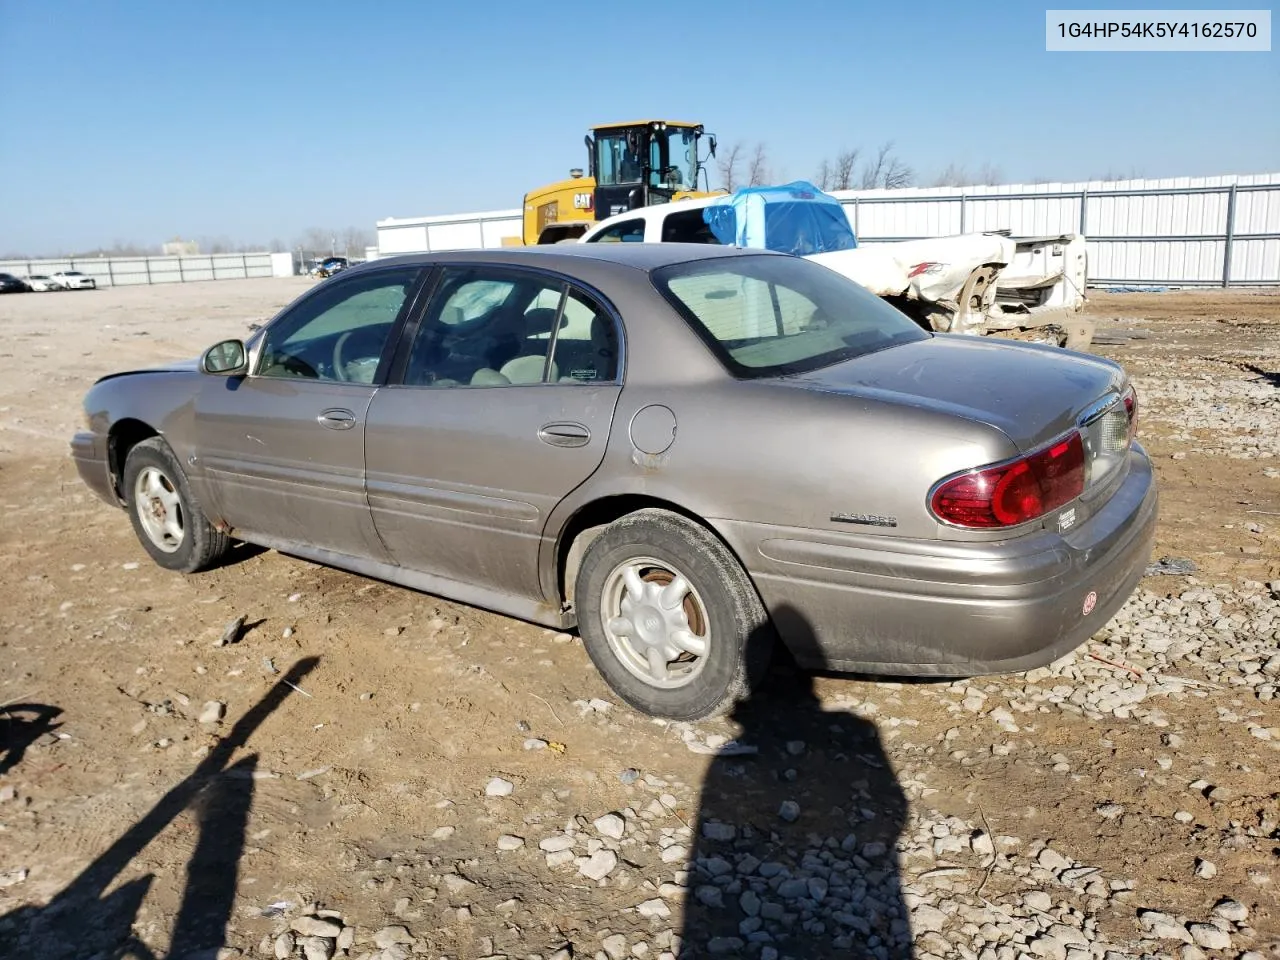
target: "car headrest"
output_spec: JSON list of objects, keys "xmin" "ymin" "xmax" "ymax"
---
[{"xmin": 523, "ymin": 307, "xmax": 566, "ymax": 338}]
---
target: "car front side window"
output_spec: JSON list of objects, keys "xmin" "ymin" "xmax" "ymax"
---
[{"xmin": 256, "ymin": 268, "xmax": 419, "ymax": 382}]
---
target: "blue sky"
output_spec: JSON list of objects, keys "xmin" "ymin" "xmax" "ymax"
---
[{"xmin": 1, "ymin": 0, "xmax": 1276, "ymax": 253}]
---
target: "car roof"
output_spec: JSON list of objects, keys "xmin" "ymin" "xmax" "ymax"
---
[{"xmin": 363, "ymin": 241, "xmax": 780, "ymax": 276}]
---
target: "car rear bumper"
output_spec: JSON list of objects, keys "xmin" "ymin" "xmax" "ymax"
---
[
  {"xmin": 721, "ymin": 445, "xmax": 1158, "ymax": 676},
  {"xmin": 71, "ymin": 431, "xmax": 120, "ymax": 506}
]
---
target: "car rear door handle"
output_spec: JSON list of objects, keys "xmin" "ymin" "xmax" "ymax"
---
[
  {"xmin": 317, "ymin": 408, "xmax": 356, "ymax": 430},
  {"xmin": 537, "ymin": 421, "xmax": 591, "ymax": 448}
]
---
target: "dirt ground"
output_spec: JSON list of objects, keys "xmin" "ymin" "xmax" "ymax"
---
[{"xmin": 0, "ymin": 279, "xmax": 1277, "ymax": 960}]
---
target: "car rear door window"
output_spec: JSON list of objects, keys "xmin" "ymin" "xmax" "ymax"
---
[
  {"xmin": 549, "ymin": 289, "xmax": 619, "ymax": 383},
  {"xmin": 405, "ymin": 269, "xmax": 556, "ymax": 386},
  {"xmin": 403, "ymin": 269, "xmax": 621, "ymax": 387}
]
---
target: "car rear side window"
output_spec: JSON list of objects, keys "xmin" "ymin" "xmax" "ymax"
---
[
  {"xmin": 652, "ymin": 254, "xmax": 929, "ymax": 378},
  {"xmin": 586, "ymin": 219, "xmax": 645, "ymax": 243},
  {"xmin": 660, "ymin": 209, "xmax": 722, "ymax": 245}
]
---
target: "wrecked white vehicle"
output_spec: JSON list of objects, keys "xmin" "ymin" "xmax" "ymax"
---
[
  {"xmin": 579, "ymin": 182, "xmax": 1093, "ymax": 348},
  {"xmin": 992, "ymin": 232, "xmax": 1089, "ymax": 320}
]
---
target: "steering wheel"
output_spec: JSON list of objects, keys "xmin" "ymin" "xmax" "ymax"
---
[{"xmin": 332, "ymin": 330, "xmax": 355, "ymax": 382}]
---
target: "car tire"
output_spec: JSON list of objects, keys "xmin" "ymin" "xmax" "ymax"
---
[
  {"xmin": 575, "ymin": 508, "xmax": 774, "ymax": 720},
  {"xmin": 123, "ymin": 437, "xmax": 229, "ymax": 573}
]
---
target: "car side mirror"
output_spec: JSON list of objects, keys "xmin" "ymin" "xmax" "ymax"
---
[{"xmin": 201, "ymin": 339, "xmax": 248, "ymax": 376}]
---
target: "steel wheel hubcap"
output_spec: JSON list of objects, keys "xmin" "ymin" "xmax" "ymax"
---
[
  {"xmin": 601, "ymin": 557, "xmax": 709, "ymax": 689},
  {"xmin": 134, "ymin": 466, "xmax": 184, "ymax": 554}
]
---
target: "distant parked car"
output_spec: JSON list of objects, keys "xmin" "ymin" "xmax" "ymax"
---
[
  {"xmin": 70, "ymin": 244, "xmax": 1157, "ymax": 720},
  {"xmin": 51, "ymin": 270, "xmax": 97, "ymax": 290},
  {"xmin": 25, "ymin": 274, "xmax": 59, "ymax": 292},
  {"xmin": 0, "ymin": 272, "xmax": 30, "ymax": 293},
  {"xmin": 311, "ymin": 256, "xmax": 349, "ymax": 279}
]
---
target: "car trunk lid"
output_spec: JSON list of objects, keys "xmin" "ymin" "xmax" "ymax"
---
[{"xmin": 783, "ymin": 334, "xmax": 1125, "ymax": 454}]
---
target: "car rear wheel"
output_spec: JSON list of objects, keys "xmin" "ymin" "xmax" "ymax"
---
[
  {"xmin": 575, "ymin": 509, "xmax": 774, "ymax": 720},
  {"xmin": 123, "ymin": 437, "xmax": 229, "ymax": 573}
]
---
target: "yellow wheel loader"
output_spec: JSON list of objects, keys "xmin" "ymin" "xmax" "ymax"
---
[{"xmin": 514, "ymin": 120, "xmax": 724, "ymax": 246}]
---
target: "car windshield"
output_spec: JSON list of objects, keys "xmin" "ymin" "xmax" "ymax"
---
[{"xmin": 652, "ymin": 254, "xmax": 929, "ymax": 378}]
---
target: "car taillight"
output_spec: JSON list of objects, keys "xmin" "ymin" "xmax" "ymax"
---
[
  {"xmin": 930, "ymin": 431, "xmax": 1086, "ymax": 528},
  {"xmin": 1122, "ymin": 384, "xmax": 1137, "ymax": 442}
]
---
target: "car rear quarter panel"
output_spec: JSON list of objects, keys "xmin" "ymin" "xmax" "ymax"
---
[
  {"xmin": 611, "ymin": 379, "xmax": 1017, "ymax": 539},
  {"xmin": 541, "ymin": 271, "xmax": 1024, "ymax": 601},
  {"xmin": 546, "ymin": 266, "xmax": 1015, "ymax": 540}
]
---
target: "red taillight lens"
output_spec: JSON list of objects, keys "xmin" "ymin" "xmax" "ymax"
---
[{"xmin": 931, "ymin": 432, "xmax": 1086, "ymax": 528}]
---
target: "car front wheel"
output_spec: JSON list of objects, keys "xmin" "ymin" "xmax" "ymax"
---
[
  {"xmin": 123, "ymin": 437, "xmax": 229, "ymax": 573},
  {"xmin": 574, "ymin": 509, "xmax": 774, "ymax": 720}
]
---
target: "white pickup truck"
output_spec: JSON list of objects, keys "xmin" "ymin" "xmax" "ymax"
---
[{"xmin": 578, "ymin": 183, "xmax": 1092, "ymax": 349}]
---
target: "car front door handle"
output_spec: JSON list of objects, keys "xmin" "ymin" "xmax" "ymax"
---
[
  {"xmin": 317, "ymin": 408, "xmax": 357, "ymax": 430},
  {"xmin": 537, "ymin": 421, "xmax": 591, "ymax": 448}
]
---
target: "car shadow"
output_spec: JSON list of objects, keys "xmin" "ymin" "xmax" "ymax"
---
[
  {"xmin": 0, "ymin": 657, "xmax": 318, "ymax": 960},
  {"xmin": 0, "ymin": 702, "xmax": 63, "ymax": 777},
  {"xmin": 207, "ymin": 539, "xmax": 268, "ymax": 570},
  {"xmin": 679, "ymin": 608, "xmax": 912, "ymax": 959}
]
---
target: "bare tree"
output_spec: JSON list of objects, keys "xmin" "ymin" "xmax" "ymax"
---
[
  {"xmin": 931, "ymin": 160, "xmax": 1003, "ymax": 188},
  {"xmin": 976, "ymin": 161, "xmax": 1002, "ymax": 186},
  {"xmin": 882, "ymin": 156, "xmax": 914, "ymax": 190},
  {"xmin": 1095, "ymin": 165, "xmax": 1147, "ymax": 183},
  {"xmin": 341, "ymin": 226, "xmax": 373, "ymax": 257},
  {"xmin": 931, "ymin": 162, "xmax": 969, "ymax": 187},
  {"xmin": 833, "ymin": 149, "xmax": 860, "ymax": 190},
  {"xmin": 716, "ymin": 141, "xmax": 744, "ymax": 192},
  {"xmin": 746, "ymin": 142, "xmax": 771, "ymax": 186},
  {"xmin": 814, "ymin": 158, "xmax": 832, "ymax": 191},
  {"xmin": 198, "ymin": 235, "xmax": 236, "ymax": 255},
  {"xmin": 857, "ymin": 142, "xmax": 914, "ymax": 190},
  {"xmin": 858, "ymin": 142, "xmax": 891, "ymax": 189},
  {"xmin": 297, "ymin": 227, "xmax": 336, "ymax": 257}
]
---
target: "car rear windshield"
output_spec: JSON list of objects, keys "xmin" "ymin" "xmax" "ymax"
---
[{"xmin": 651, "ymin": 254, "xmax": 928, "ymax": 378}]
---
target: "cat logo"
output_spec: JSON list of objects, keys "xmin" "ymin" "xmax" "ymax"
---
[{"xmin": 572, "ymin": 193, "xmax": 593, "ymax": 210}]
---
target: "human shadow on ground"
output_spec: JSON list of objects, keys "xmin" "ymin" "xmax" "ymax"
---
[
  {"xmin": 0, "ymin": 702, "xmax": 63, "ymax": 777},
  {"xmin": 0, "ymin": 658, "xmax": 318, "ymax": 960},
  {"xmin": 678, "ymin": 609, "xmax": 912, "ymax": 959}
]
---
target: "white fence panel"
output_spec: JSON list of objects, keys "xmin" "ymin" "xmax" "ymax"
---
[{"xmin": 0, "ymin": 252, "xmax": 285, "ymax": 287}]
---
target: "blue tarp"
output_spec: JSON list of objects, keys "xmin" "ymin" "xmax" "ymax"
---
[{"xmin": 702, "ymin": 181, "xmax": 858, "ymax": 256}]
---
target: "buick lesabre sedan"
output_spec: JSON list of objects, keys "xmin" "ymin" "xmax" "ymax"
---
[{"xmin": 71, "ymin": 244, "xmax": 1157, "ymax": 719}]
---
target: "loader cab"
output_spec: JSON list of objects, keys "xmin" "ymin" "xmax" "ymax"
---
[{"xmin": 587, "ymin": 121, "xmax": 715, "ymax": 220}]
